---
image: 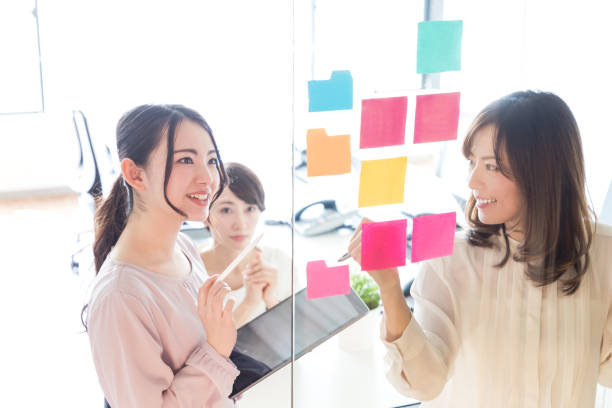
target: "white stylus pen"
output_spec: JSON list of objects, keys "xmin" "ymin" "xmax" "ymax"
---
[{"xmin": 218, "ymin": 233, "xmax": 264, "ymax": 281}]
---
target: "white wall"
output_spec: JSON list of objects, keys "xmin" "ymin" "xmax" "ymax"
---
[
  {"xmin": 442, "ymin": 0, "xmax": 612, "ymax": 215},
  {"xmin": 2, "ymin": 0, "xmax": 611, "ymax": 217},
  {"xmin": 0, "ymin": 0, "xmax": 295, "ymax": 220}
]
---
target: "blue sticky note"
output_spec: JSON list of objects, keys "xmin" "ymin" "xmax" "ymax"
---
[
  {"xmin": 417, "ymin": 20, "xmax": 463, "ymax": 74},
  {"xmin": 308, "ymin": 70, "xmax": 353, "ymax": 112}
]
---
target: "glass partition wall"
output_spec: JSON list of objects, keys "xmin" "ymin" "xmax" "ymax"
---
[
  {"xmin": 291, "ymin": 1, "xmax": 434, "ymax": 407},
  {"xmin": 8, "ymin": 0, "xmax": 610, "ymax": 406}
]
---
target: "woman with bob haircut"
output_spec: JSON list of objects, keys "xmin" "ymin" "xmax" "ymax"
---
[
  {"xmin": 200, "ymin": 162, "xmax": 293, "ymax": 327},
  {"xmin": 84, "ymin": 104, "xmax": 239, "ymax": 407},
  {"xmin": 347, "ymin": 90, "xmax": 612, "ymax": 406}
]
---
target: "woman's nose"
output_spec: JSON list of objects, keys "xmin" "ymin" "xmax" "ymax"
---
[
  {"xmin": 467, "ymin": 164, "xmax": 482, "ymax": 191},
  {"xmin": 197, "ymin": 163, "xmax": 213, "ymax": 185},
  {"xmin": 232, "ymin": 212, "xmax": 247, "ymax": 230}
]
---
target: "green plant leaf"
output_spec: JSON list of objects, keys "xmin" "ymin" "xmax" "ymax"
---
[{"xmin": 350, "ymin": 271, "xmax": 380, "ymax": 310}]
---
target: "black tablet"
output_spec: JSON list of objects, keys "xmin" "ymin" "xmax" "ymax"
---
[{"xmin": 229, "ymin": 287, "xmax": 369, "ymax": 398}]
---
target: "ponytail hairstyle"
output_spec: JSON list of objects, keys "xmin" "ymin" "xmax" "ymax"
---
[
  {"xmin": 93, "ymin": 104, "xmax": 227, "ymax": 273},
  {"xmin": 461, "ymin": 91, "xmax": 594, "ymax": 295}
]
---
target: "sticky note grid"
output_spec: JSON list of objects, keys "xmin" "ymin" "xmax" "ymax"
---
[{"xmin": 304, "ymin": 17, "xmax": 464, "ymax": 272}]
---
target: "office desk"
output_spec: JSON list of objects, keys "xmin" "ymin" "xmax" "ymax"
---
[
  {"xmin": 236, "ymin": 309, "xmax": 420, "ymax": 408},
  {"xmin": 233, "ymin": 227, "xmax": 420, "ymax": 408}
]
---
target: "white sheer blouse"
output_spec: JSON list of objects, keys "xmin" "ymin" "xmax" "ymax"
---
[{"xmin": 381, "ymin": 223, "xmax": 612, "ymax": 407}]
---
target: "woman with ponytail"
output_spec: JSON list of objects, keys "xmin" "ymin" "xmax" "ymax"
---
[{"xmin": 85, "ymin": 104, "xmax": 239, "ymax": 407}]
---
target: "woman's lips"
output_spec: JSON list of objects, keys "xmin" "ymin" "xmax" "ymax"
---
[
  {"xmin": 476, "ymin": 200, "xmax": 496, "ymax": 209},
  {"xmin": 188, "ymin": 196, "xmax": 208, "ymax": 207},
  {"xmin": 230, "ymin": 235, "xmax": 248, "ymax": 242}
]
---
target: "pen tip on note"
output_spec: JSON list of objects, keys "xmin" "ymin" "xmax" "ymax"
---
[{"xmin": 337, "ymin": 252, "xmax": 351, "ymax": 262}]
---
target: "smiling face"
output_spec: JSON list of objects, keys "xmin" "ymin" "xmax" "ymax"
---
[
  {"xmin": 467, "ymin": 124, "xmax": 524, "ymax": 232},
  {"xmin": 207, "ymin": 187, "xmax": 261, "ymax": 251},
  {"xmin": 144, "ymin": 119, "xmax": 221, "ymax": 222}
]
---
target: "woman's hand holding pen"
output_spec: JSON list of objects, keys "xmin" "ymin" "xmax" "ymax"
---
[
  {"xmin": 244, "ymin": 252, "xmax": 279, "ymax": 309},
  {"xmin": 242, "ymin": 267, "xmax": 266, "ymax": 307},
  {"xmin": 347, "ymin": 218, "xmax": 412, "ymax": 342},
  {"xmin": 198, "ymin": 275, "xmax": 237, "ymax": 358}
]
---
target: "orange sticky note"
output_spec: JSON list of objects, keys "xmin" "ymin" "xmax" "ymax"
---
[
  {"xmin": 358, "ymin": 157, "xmax": 407, "ymax": 208},
  {"xmin": 306, "ymin": 129, "xmax": 351, "ymax": 177}
]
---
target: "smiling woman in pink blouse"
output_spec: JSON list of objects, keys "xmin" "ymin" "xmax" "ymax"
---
[
  {"xmin": 84, "ymin": 105, "xmax": 239, "ymax": 407},
  {"xmin": 348, "ymin": 90, "xmax": 612, "ymax": 407}
]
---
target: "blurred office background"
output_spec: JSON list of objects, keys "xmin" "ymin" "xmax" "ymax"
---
[{"xmin": 1, "ymin": 0, "xmax": 611, "ymax": 406}]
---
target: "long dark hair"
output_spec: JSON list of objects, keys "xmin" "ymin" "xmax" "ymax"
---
[
  {"xmin": 93, "ymin": 104, "xmax": 227, "ymax": 273},
  {"xmin": 461, "ymin": 90, "xmax": 594, "ymax": 295}
]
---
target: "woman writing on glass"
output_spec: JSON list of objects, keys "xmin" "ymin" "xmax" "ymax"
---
[{"xmin": 348, "ymin": 91, "xmax": 612, "ymax": 407}]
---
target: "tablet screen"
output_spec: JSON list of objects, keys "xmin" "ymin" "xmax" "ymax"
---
[{"xmin": 229, "ymin": 287, "xmax": 369, "ymax": 398}]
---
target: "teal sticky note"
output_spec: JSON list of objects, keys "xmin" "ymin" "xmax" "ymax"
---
[
  {"xmin": 417, "ymin": 20, "xmax": 463, "ymax": 74},
  {"xmin": 308, "ymin": 70, "xmax": 353, "ymax": 112}
]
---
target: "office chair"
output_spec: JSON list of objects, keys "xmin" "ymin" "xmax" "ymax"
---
[
  {"xmin": 71, "ymin": 110, "xmax": 104, "ymax": 203},
  {"xmin": 69, "ymin": 110, "xmax": 117, "ymax": 275}
]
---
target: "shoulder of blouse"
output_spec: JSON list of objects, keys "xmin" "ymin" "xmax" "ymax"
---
[
  {"xmin": 260, "ymin": 245, "xmax": 289, "ymax": 263},
  {"xmin": 259, "ymin": 245, "xmax": 297, "ymax": 295},
  {"xmin": 424, "ymin": 229, "xmax": 474, "ymax": 267},
  {"xmin": 87, "ymin": 262, "xmax": 156, "ymax": 320},
  {"xmin": 177, "ymin": 232, "xmax": 203, "ymax": 263},
  {"xmin": 417, "ymin": 228, "xmax": 501, "ymax": 285},
  {"xmin": 593, "ymin": 222, "xmax": 612, "ymax": 240},
  {"xmin": 590, "ymin": 222, "xmax": 612, "ymax": 269},
  {"xmin": 585, "ymin": 223, "xmax": 612, "ymax": 259}
]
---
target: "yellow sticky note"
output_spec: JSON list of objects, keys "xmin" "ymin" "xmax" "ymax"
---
[
  {"xmin": 358, "ymin": 157, "xmax": 407, "ymax": 208},
  {"xmin": 306, "ymin": 128, "xmax": 351, "ymax": 177}
]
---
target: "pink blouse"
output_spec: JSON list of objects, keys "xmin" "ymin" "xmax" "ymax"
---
[{"xmin": 86, "ymin": 233, "xmax": 239, "ymax": 407}]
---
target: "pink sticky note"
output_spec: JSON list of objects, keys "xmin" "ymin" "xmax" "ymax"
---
[
  {"xmin": 306, "ymin": 260, "xmax": 350, "ymax": 300},
  {"xmin": 361, "ymin": 219, "xmax": 407, "ymax": 271},
  {"xmin": 360, "ymin": 96, "xmax": 407, "ymax": 149},
  {"xmin": 411, "ymin": 212, "xmax": 456, "ymax": 263},
  {"xmin": 413, "ymin": 92, "xmax": 460, "ymax": 144}
]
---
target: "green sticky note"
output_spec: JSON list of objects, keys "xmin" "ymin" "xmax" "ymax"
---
[{"xmin": 417, "ymin": 20, "xmax": 463, "ymax": 74}]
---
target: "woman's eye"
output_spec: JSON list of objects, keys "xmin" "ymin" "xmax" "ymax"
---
[
  {"xmin": 486, "ymin": 163, "xmax": 499, "ymax": 171},
  {"xmin": 247, "ymin": 206, "xmax": 257, "ymax": 212},
  {"xmin": 178, "ymin": 157, "xmax": 194, "ymax": 164},
  {"xmin": 220, "ymin": 207, "xmax": 231, "ymax": 214},
  {"xmin": 208, "ymin": 157, "xmax": 218, "ymax": 165}
]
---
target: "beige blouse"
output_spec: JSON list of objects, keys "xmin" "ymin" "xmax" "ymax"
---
[
  {"xmin": 199, "ymin": 242, "xmax": 298, "ymax": 325},
  {"xmin": 87, "ymin": 233, "xmax": 239, "ymax": 407},
  {"xmin": 381, "ymin": 223, "xmax": 612, "ymax": 407},
  {"xmin": 225, "ymin": 246, "xmax": 294, "ymax": 324}
]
